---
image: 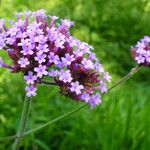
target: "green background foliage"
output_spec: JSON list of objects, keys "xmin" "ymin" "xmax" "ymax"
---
[{"xmin": 0, "ymin": 0, "xmax": 150, "ymax": 149}]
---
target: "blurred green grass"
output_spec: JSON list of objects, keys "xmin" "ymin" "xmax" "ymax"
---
[{"xmin": 0, "ymin": 0, "xmax": 150, "ymax": 149}]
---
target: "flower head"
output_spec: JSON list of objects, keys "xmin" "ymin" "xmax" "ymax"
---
[
  {"xmin": 0, "ymin": 10, "xmax": 111, "ymax": 108},
  {"xmin": 131, "ymin": 36, "xmax": 150, "ymax": 67}
]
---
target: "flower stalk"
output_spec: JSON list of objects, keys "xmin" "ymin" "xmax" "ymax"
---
[
  {"xmin": 0, "ymin": 65, "xmax": 141, "ymax": 143},
  {"xmin": 108, "ymin": 65, "xmax": 142, "ymax": 92},
  {"xmin": 12, "ymin": 96, "xmax": 32, "ymax": 150}
]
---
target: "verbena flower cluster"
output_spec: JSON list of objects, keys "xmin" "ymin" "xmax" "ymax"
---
[
  {"xmin": 131, "ymin": 36, "xmax": 150, "ymax": 67},
  {"xmin": 0, "ymin": 10, "xmax": 111, "ymax": 108}
]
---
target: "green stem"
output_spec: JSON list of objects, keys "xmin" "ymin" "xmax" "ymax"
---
[
  {"xmin": 24, "ymin": 103, "xmax": 87, "ymax": 136},
  {"xmin": 0, "ymin": 65, "xmax": 141, "ymax": 142},
  {"xmin": 12, "ymin": 96, "xmax": 32, "ymax": 150},
  {"xmin": 23, "ymin": 65, "xmax": 141, "ymax": 136},
  {"xmin": 40, "ymin": 80, "xmax": 58, "ymax": 86},
  {"xmin": 108, "ymin": 65, "xmax": 142, "ymax": 91}
]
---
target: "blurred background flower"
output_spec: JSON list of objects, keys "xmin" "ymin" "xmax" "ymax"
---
[{"xmin": 131, "ymin": 36, "xmax": 150, "ymax": 66}]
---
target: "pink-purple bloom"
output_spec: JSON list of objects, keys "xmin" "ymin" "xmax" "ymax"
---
[
  {"xmin": 61, "ymin": 53, "xmax": 75, "ymax": 66},
  {"xmin": 81, "ymin": 93, "xmax": 90, "ymax": 103},
  {"xmin": 35, "ymin": 53, "xmax": 47, "ymax": 64},
  {"xmin": 26, "ymin": 85, "xmax": 37, "ymax": 97},
  {"xmin": 0, "ymin": 10, "xmax": 111, "ymax": 107},
  {"xmin": 49, "ymin": 52, "xmax": 60, "ymax": 64},
  {"xmin": 24, "ymin": 71, "xmax": 37, "ymax": 85},
  {"xmin": 131, "ymin": 36, "xmax": 150, "ymax": 67},
  {"xmin": 70, "ymin": 81, "xmax": 84, "ymax": 95},
  {"xmin": 81, "ymin": 58, "xmax": 94, "ymax": 69},
  {"xmin": 59, "ymin": 70, "xmax": 72, "ymax": 83},
  {"xmin": 34, "ymin": 65, "xmax": 48, "ymax": 78},
  {"xmin": 89, "ymin": 93, "xmax": 101, "ymax": 108},
  {"xmin": 49, "ymin": 69, "xmax": 58, "ymax": 77},
  {"xmin": 18, "ymin": 58, "xmax": 30, "ymax": 68}
]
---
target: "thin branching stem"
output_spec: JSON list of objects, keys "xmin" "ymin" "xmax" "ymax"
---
[
  {"xmin": 41, "ymin": 80, "xmax": 58, "ymax": 86},
  {"xmin": 0, "ymin": 65, "xmax": 141, "ymax": 142},
  {"xmin": 108, "ymin": 65, "xmax": 142, "ymax": 92}
]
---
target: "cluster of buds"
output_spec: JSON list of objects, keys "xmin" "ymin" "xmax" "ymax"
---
[
  {"xmin": 0, "ymin": 10, "xmax": 111, "ymax": 108},
  {"xmin": 131, "ymin": 36, "xmax": 150, "ymax": 67}
]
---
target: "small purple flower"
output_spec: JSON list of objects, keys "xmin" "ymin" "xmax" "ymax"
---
[
  {"xmin": 95, "ymin": 61, "xmax": 104, "ymax": 73},
  {"xmin": 100, "ymin": 81, "xmax": 107, "ymax": 93},
  {"xmin": 103, "ymin": 72, "xmax": 112, "ymax": 82},
  {"xmin": 81, "ymin": 58, "xmax": 94, "ymax": 69},
  {"xmin": 78, "ymin": 42, "xmax": 91, "ymax": 54},
  {"xmin": 146, "ymin": 56, "xmax": 150, "ymax": 63},
  {"xmin": 68, "ymin": 36, "xmax": 79, "ymax": 47},
  {"xmin": 89, "ymin": 52, "xmax": 98, "ymax": 61},
  {"xmin": 15, "ymin": 12, "xmax": 23, "ymax": 18},
  {"xmin": 141, "ymin": 36, "xmax": 150, "ymax": 43},
  {"xmin": 61, "ymin": 53, "xmax": 75, "ymax": 66},
  {"xmin": 89, "ymin": 93, "xmax": 101, "ymax": 108},
  {"xmin": 0, "ymin": 19, "xmax": 4, "ymax": 29},
  {"xmin": 24, "ymin": 11, "xmax": 31, "ymax": 16},
  {"xmin": 49, "ymin": 69, "xmax": 58, "ymax": 77},
  {"xmin": 21, "ymin": 45, "xmax": 34, "ymax": 56},
  {"xmin": 18, "ymin": 38, "xmax": 30, "ymax": 47},
  {"xmin": 18, "ymin": 57, "xmax": 30, "ymax": 68},
  {"xmin": 49, "ymin": 16, "xmax": 59, "ymax": 22},
  {"xmin": 32, "ymin": 9, "xmax": 46, "ymax": 18},
  {"xmin": 49, "ymin": 16, "xmax": 58, "ymax": 28},
  {"xmin": 0, "ymin": 34, "xmax": 6, "ymax": 50},
  {"xmin": 36, "ymin": 44, "xmax": 49, "ymax": 54},
  {"xmin": 54, "ymin": 33, "xmax": 65, "ymax": 49},
  {"xmin": 56, "ymin": 60, "xmax": 65, "ymax": 68},
  {"xmin": 26, "ymin": 85, "xmax": 37, "ymax": 97},
  {"xmin": 73, "ymin": 48, "xmax": 84, "ymax": 57},
  {"xmin": 46, "ymin": 27, "xmax": 57, "ymax": 42},
  {"xmin": 81, "ymin": 93, "xmax": 90, "ymax": 103},
  {"xmin": 136, "ymin": 41, "xmax": 145, "ymax": 49},
  {"xmin": 49, "ymin": 52, "xmax": 60, "ymax": 64},
  {"xmin": 135, "ymin": 55, "xmax": 145, "ymax": 64},
  {"xmin": 35, "ymin": 53, "xmax": 46, "ymax": 64},
  {"xmin": 34, "ymin": 35, "xmax": 47, "ymax": 44},
  {"xmin": 7, "ymin": 26, "xmax": 20, "ymax": 37},
  {"xmin": 70, "ymin": 81, "xmax": 84, "ymax": 95},
  {"xmin": 61, "ymin": 19, "xmax": 74, "ymax": 28},
  {"xmin": 59, "ymin": 69, "xmax": 72, "ymax": 83},
  {"xmin": 34, "ymin": 65, "xmax": 48, "ymax": 78},
  {"xmin": 24, "ymin": 71, "xmax": 37, "ymax": 85},
  {"xmin": 6, "ymin": 36, "xmax": 16, "ymax": 45}
]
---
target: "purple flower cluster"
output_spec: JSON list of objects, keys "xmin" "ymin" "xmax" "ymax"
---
[
  {"xmin": 131, "ymin": 36, "xmax": 150, "ymax": 67},
  {"xmin": 0, "ymin": 10, "xmax": 111, "ymax": 108}
]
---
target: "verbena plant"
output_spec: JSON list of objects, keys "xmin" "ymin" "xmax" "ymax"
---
[{"xmin": 0, "ymin": 10, "xmax": 148, "ymax": 150}]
